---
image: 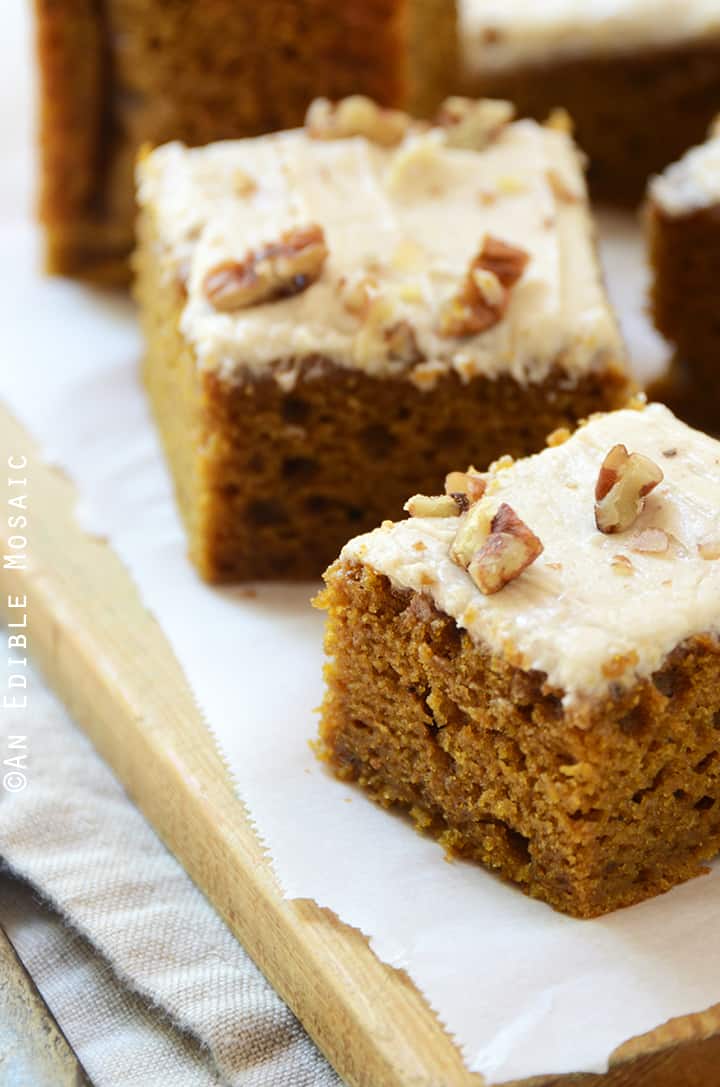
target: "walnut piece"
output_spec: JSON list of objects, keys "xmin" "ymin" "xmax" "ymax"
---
[
  {"xmin": 436, "ymin": 97, "xmax": 515, "ymax": 149},
  {"xmin": 438, "ymin": 235, "xmax": 529, "ymax": 338},
  {"xmin": 594, "ymin": 444, "xmax": 664, "ymax": 535},
  {"xmin": 203, "ymin": 225, "xmax": 328, "ymax": 311},
  {"xmin": 450, "ymin": 499, "xmax": 543, "ymax": 594},
  {"xmin": 404, "ymin": 493, "xmax": 465, "ymax": 518},
  {"xmin": 305, "ymin": 96, "xmax": 409, "ymax": 147}
]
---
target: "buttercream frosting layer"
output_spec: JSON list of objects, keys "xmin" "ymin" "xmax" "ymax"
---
[
  {"xmin": 137, "ymin": 116, "xmax": 623, "ymax": 388},
  {"xmin": 341, "ymin": 404, "xmax": 720, "ymax": 703},
  {"xmin": 461, "ymin": 0, "xmax": 720, "ymax": 76},
  {"xmin": 650, "ymin": 134, "xmax": 720, "ymax": 216}
]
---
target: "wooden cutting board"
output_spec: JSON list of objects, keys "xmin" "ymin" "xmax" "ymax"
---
[{"xmin": 3, "ymin": 401, "xmax": 720, "ymax": 1087}]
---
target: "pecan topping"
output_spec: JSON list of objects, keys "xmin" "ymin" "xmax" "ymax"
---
[
  {"xmin": 305, "ymin": 96, "xmax": 409, "ymax": 147},
  {"xmin": 233, "ymin": 169, "xmax": 257, "ymax": 197},
  {"xmin": 594, "ymin": 445, "xmax": 664, "ymax": 534},
  {"xmin": 404, "ymin": 493, "xmax": 465, "ymax": 518},
  {"xmin": 436, "ymin": 97, "xmax": 514, "ymax": 149},
  {"xmin": 203, "ymin": 225, "xmax": 328, "ymax": 311},
  {"xmin": 353, "ymin": 294, "xmax": 421, "ymax": 368},
  {"xmin": 451, "ymin": 497, "xmax": 498, "ymax": 568},
  {"xmin": 340, "ymin": 273, "xmax": 378, "ymax": 319},
  {"xmin": 385, "ymin": 320, "xmax": 421, "ymax": 364},
  {"xmin": 451, "ymin": 499, "xmax": 543, "ymax": 594},
  {"xmin": 698, "ymin": 536, "xmax": 720, "ymax": 561},
  {"xmin": 438, "ymin": 236, "xmax": 529, "ymax": 338},
  {"xmin": 546, "ymin": 427, "xmax": 572, "ymax": 448},
  {"xmin": 444, "ymin": 469, "xmax": 487, "ymax": 504},
  {"xmin": 545, "ymin": 107, "xmax": 574, "ymax": 135}
]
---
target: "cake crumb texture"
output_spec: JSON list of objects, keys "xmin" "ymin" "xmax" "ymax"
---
[
  {"xmin": 34, "ymin": 0, "xmax": 456, "ymax": 280},
  {"xmin": 317, "ymin": 560, "xmax": 720, "ymax": 917}
]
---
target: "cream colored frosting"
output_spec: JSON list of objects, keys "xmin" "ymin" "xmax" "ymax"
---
[
  {"xmin": 461, "ymin": 0, "xmax": 720, "ymax": 77},
  {"xmin": 341, "ymin": 404, "xmax": 720, "ymax": 704},
  {"xmin": 650, "ymin": 134, "xmax": 720, "ymax": 215},
  {"xmin": 136, "ymin": 117, "xmax": 624, "ymax": 389}
]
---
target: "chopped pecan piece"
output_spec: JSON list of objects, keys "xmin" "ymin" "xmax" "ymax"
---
[
  {"xmin": 233, "ymin": 169, "xmax": 257, "ymax": 197},
  {"xmin": 352, "ymin": 294, "xmax": 421, "ymax": 368},
  {"xmin": 455, "ymin": 502, "xmax": 544, "ymax": 595},
  {"xmin": 478, "ymin": 236, "xmax": 532, "ymax": 286},
  {"xmin": 203, "ymin": 225, "xmax": 328, "ymax": 311},
  {"xmin": 450, "ymin": 496, "xmax": 498, "ymax": 568},
  {"xmin": 444, "ymin": 469, "xmax": 487, "ymax": 504},
  {"xmin": 305, "ymin": 96, "xmax": 409, "ymax": 147},
  {"xmin": 340, "ymin": 273, "xmax": 378, "ymax": 318},
  {"xmin": 546, "ymin": 426, "xmax": 572, "ymax": 448},
  {"xmin": 436, "ymin": 97, "xmax": 514, "ymax": 149},
  {"xmin": 594, "ymin": 444, "xmax": 664, "ymax": 534},
  {"xmin": 545, "ymin": 107, "xmax": 574, "ymax": 135},
  {"xmin": 698, "ymin": 536, "xmax": 720, "ymax": 560},
  {"xmin": 385, "ymin": 320, "xmax": 421, "ymax": 364},
  {"xmin": 404, "ymin": 493, "xmax": 465, "ymax": 518},
  {"xmin": 438, "ymin": 236, "xmax": 529, "ymax": 338}
]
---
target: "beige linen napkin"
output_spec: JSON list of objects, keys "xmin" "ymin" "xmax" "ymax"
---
[{"xmin": 0, "ymin": 657, "xmax": 340, "ymax": 1087}]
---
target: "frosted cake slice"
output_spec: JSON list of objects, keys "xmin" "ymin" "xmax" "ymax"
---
[
  {"xmin": 135, "ymin": 96, "xmax": 628, "ymax": 582},
  {"xmin": 317, "ymin": 403, "xmax": 720, "ymax": 917}
]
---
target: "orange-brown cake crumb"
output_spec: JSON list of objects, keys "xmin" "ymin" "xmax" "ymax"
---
[{"xmin": 33, "ymin": 0, "xmax": 456, "ymax": 281}]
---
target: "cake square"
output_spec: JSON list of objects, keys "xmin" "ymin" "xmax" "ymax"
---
[
  {"xmin": 316, "ymin": 402, "xmax": 720, "ymax": 917},
  {"xmin": 647, "ymin": 124, "xmax": 720, "ymax": 431},
  {"xmin": 135, "ymin": 97, "xmax": 629, "ymax": 582},
  {"xmin": 460, "ymin": 0, "xmax": 720, "ymax": 203},
  {"xmin": 33, "ymin": 0, "xmax": 456, "ymax": 281}
]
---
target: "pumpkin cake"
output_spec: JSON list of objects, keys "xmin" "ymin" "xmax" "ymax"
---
[
  {"xmin": 460, "ymin": 0, "xmax": 720, "ymax": 204},
  {"xmin": 134, "ymin": 96, "xmax": 629, "ymax": 583},
  {"xmin": 32, "ymin": 0, "xmax": 455, "ymax": 282},
  {"xmin": 646, "ymin": 124, "xmax": 720, "ymax": 432},
  {"xmin": 317, "ymin": 403, "xmax": 720, "ymax": 918}
]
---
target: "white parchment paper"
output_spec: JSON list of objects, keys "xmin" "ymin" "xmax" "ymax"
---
[{"xmin": 6, "ymin": 7, "xmax": 720, "ymax": 1083}]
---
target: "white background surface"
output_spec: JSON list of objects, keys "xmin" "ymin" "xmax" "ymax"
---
[{"xmin": 5, "ymin": 5, "xmax": 719, "ymax": 1083}]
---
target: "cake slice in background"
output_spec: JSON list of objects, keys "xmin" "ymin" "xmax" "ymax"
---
[
  {"xmin": 32, "ymin": 0, "xmax": 456, "ymax": 282},
  {"xmin": 317, "ymin": 402, "xmax": 720, "ymax": 917},
  {"xmin": 646, "ymin": 122, "xmax": 720, "ymax": 431},
  {"xmin": 134, "ymin": 97, "xmax": 630, "ymax": 582},
  {"xmin": 460, "ymin": 0, "xmax": 720, "ymax": 205}
]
